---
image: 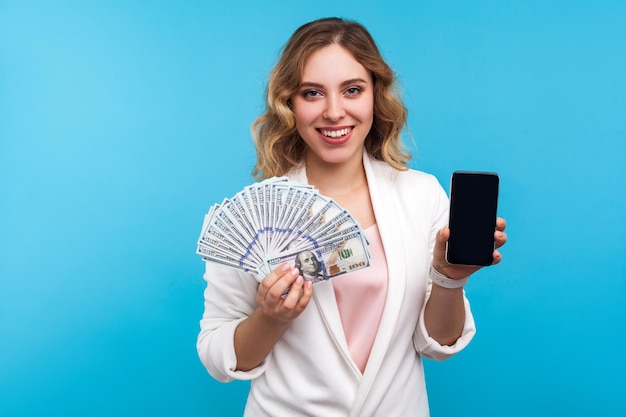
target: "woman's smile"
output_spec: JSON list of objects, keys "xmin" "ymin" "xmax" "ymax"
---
[{"xmin": 318, "ymin": 127, "xmax": 354, "ymax": 144}]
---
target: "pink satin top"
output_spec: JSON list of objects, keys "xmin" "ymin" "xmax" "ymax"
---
[{"xmin": 333, "ymin": 223, "xmax": 388, "ymax": 374}]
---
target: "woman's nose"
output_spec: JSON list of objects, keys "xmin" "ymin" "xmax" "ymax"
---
[{"xmin": 323, "ymin": 95, "xmax": 345, "ymax": 121}]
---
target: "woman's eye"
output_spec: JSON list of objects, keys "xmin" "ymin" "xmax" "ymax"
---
[
  {"xmin": 345, "ymin": 87, "xmax": 361, "ymax": 96},
  {"xmin": 303, "ymin": 90, "xmax": 321, "ymax": 99}
]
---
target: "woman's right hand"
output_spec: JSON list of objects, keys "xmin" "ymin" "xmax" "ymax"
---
[
  {"xmin": 234, "ymin": 263, "xmax": 313, "ymax": 371},
  {"xmin": 256, "ymin": 263, "xmax": 313, "ymax": 324}
]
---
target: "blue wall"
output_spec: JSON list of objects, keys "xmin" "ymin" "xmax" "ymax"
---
[{"xmin": 1, "ymin": 1, "xmax": 624, "ymax": 416}]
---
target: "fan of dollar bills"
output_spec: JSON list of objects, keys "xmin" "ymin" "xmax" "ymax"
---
[{"xmin": 196, "ymin": 177, "xmax": 371, "ymax": 283}]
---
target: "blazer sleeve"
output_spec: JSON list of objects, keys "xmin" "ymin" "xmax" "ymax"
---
[
  {"xmin": 414, "ymin": 288, "xmax": 476, "ymax": 361},
  {"xmin": 196, "ymin": 261, "xmax": 268, "ymax": 382},
  {"xmin": 412, "ymin": 181, "xmax": 477, "ymax": 360}
]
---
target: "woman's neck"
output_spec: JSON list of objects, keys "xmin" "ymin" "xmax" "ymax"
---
[
  {"xmin": 304, "ymin": 154, "xmax": 367, "ymax": 199},
  {"xmin": 304, "ymin": 151, "xmax": 376, "ymax": 229}
]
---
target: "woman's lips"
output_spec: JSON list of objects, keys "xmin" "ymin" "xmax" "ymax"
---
[{"xmin": 317, "ymin": 127, "xmax": 353, "ymax": 145}]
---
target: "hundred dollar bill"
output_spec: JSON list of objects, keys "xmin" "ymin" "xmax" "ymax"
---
[
  {"xmin": 260, "ymin": 229, "xmax": 370, "ymax": 282},
  {"xmin": 273, "ymin": 197, "xmax": 344, "ymax": 254},
  {"xmin": 285, "ymin": 209, "xmax": 367, "ymax": 251},
  {"xmin": 199, "ymin": 205, "xmax": 263, "ymax": 265},
  {"xmin": 269, "ymin": 190, "xmax": 316, "ymax": 252},
  {"xmin": 196, "ymin": 238, "xmax": 257, "ymax": 272},
  {"xmin": 289, "ymin": 223, "xmax": 370, "ymax": 259}
]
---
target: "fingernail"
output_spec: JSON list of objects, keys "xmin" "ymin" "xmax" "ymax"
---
[{"xmin": 291, "ymin": 268, "xmax": 300, "ymax": 276}]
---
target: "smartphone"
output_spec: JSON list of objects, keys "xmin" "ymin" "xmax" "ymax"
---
[{"xmin": 446, "ymin": 171, "xmax": 500, "ymax": 266}]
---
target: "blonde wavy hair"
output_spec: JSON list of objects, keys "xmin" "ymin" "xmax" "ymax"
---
[{"xmin": 252, "ymin": 17, "xmax": 411, "ymax": 180}]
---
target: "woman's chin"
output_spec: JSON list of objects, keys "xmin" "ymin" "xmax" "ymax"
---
[{"xmin": 307, "ymin": 147, "xmax": 363, "ymax": 167}]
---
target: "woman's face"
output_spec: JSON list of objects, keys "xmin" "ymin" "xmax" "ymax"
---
[{"xmin": 291, "ymin": 43, "xmax": 374, "ymax": 168}]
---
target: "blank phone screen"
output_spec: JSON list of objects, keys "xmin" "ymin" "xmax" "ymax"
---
[{"xmin": 446, "ymin": 171, "xmax": 499, "ymax": 266}]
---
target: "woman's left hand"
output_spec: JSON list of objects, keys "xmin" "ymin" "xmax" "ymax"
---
[{"xmin": 432, "ymin": 217, "xmax": 508, "ymax": 280}]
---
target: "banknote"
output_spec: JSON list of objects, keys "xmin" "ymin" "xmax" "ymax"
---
[
  {"xmin": 261, "ymin": 229, "xmax": 370, "ymax": 281},
  {"xmin": 197, "ymin": 177, "xmax": 370, "ymax": 283}
]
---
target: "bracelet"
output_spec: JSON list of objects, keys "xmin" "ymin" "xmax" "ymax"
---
[{"xmin": 429, "ymin": 266, "xmax": 469, "ymax": 289}]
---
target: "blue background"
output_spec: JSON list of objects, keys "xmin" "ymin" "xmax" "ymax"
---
[{"xmin": 1, "ymin": 1, "xmax": 624, "ymax": 416}]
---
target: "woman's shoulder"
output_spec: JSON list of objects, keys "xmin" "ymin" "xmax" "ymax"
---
[{"xmin": 369, "ymin": 158, "xmax": 443, "ymax": 191}]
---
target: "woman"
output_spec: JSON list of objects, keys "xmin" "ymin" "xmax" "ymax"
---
[{"xmin": 197, "ymin": 17, "xmax": 507, "ymax": 416}]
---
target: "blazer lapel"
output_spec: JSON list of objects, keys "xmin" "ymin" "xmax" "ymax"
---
[
  {"xmin": 349, "ymin": 153, "xmax": 408, "ymax": 416},
  {"xmin": 287, "ymin": 164, "xmax": 362, "ymax": 377}
]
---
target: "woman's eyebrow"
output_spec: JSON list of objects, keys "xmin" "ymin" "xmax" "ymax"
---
[
  {"xmin": 299, "ymin": 78, "xmax": 369, "ymax": 89},
  {"xmin": 340, "ymin": 78, "xmax": 368, "ymax": 86}
]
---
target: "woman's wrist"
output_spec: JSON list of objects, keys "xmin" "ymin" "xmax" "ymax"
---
[{"xmin": 429, "ymin": 266, "xmax": 469, "ymax": 289}]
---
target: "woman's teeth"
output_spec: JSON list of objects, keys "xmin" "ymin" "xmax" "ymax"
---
[{"xmin": 320, "ymin": 128, "xmax": 351, "ymax": 138}]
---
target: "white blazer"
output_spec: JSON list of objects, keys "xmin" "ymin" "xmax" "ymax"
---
[{"xmin": 197, "ymin": 153, "xmax": 476, "ymax": 416}]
